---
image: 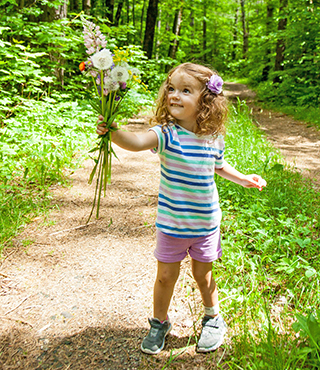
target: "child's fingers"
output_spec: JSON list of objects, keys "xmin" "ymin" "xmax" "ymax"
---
[
  {"xmin": 246, "ymin": 175, "xmax": 267, "ymax": 190},
  {"xmin": 96, "ymin": 125, "xmax": 108, "ymax": 135}
]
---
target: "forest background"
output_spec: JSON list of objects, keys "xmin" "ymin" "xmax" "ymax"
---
[{"xmin": 0, "ymin": 0, "xmax": 320, "ymax": 368}]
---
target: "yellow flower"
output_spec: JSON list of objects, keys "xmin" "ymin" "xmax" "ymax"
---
[{"xmin": 113, "ymin": 48, "xmax": 130, "ymax": 64}]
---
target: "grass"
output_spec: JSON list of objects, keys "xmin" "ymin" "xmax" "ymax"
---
[
  {"xmin": 0, "ymin": 97, "xmax": 96, "ymax": 252},
  {"xmin": 1, "ymin": 90, "xmax": 319, "ymax": 368},
  {"xmin": 213, "ymin": 101, "xmax": 320, "ymax": 369},
  {"xmin": 157, "ymin": 101, "xmax": 319, "ymax": 369},
  {"xmin": 0, "ymin": 88, "xmax": 154, "ymax": 254}
]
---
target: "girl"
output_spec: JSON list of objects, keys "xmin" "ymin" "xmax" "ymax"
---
[{"xmin": 96, "ymin": 63, "xmax": 266, "ymax": 355}]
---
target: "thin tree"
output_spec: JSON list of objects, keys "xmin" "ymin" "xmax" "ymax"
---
[
  {"xmin": 83, "ymin": 0, "xmax": 91, "ymax": 15},
  {"xmin": 155, "ymin": 7, "xmax": 162, "ymax": 59},
  {"xmin": 232, "ymin": 2, "xmax": 239, "ymax": 61},
  {"xmin": 115, "ymin": 0, "xmax": 124, "ymax": 26},
  {"xmin": 168, "ymin": 5, "xmax": 183, "ymax": 60},
  {"xmin": 203, "ymin": 0, "xmax": 207, "ymax": 63},
  {"xmin": 105, "ymin": 0, "xmax": 114, "ymax": 23},
  {"xmin": 143, "ymin": 0, "xmax": 159, "ymax": 58},
  {"xmin": 262, "ymin": 1, "xmax": 274, "ymax": 81},
  {"xmin": 240, "ymin": 0, "xmax": 248, "ymax": 59},
  {"xmin": 69, "ymin": 0, "xmax": 80, "ymax": 13},
  {"xmin": 140, "ymin": 0, "xmax": 147, "ymax": 43},
  {"xmin": 273, "ymin": 0, "xmax": 288, "ymax": 84}
]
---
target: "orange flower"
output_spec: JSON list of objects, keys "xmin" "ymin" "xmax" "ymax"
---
[{"xmin": 79, "ymin": 61, "xmax": 86, "ymax": 72}]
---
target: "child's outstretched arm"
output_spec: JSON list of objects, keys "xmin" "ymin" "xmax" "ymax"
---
[
  {"xmin": 215, "ymin": 161, "xmax": 267, "ymax": 191},
  {"xmin": 96, "ymin": 115, "xmax": 158, "ymax": 152}
]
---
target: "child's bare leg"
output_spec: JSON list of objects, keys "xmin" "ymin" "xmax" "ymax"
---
[
  {"xmin": 153, "ymin": 261, "xmax": 181, "ymax": 321},
  {"xmin": 191, "ymin": 259, "xmax": 218, "ymax": 313},
  {"xmin": 191, "ymin": 258, "xmax": 227, "ymax": 352}
]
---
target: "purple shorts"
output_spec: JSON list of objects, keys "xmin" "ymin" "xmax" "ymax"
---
[{"xmin": 154, "ymin": 228, "xmax": 222, "ymax": 263}]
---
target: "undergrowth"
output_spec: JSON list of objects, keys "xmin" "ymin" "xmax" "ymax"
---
[
  {"xmin": 159, "ymin": 100, "xmax": 320, "ymax": 369},
  {"xmin": 0, "ymin": 97, "xmax": 95, "ymax": 250},
  {"xmin": 0, "ymin": 87, "xmax": 153, "ymax": 253},
  {"xmin": 214, "ymin": 101, "xmax": 320, "ymax": 369}
]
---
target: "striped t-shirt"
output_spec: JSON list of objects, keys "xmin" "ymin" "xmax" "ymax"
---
[{"xmin": 150, "ymin": 123, "xmax": 225, "ymax": 238}]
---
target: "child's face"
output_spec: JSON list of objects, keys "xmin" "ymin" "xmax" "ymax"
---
[{"xmin": 167, "ymin": 71, "xmax": 202, "ymax": 131}]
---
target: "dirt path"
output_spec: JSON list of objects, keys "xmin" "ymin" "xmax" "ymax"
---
[
  {"xmin": 224, "ymin": 82, "xmax": 320, "ymax": 186},
  {"xmin": 1, "ymin": 85, "xmax": 319, "ymax": 370}
]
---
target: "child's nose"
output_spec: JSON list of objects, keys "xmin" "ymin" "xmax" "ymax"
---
[{"xmin": 172, "ymin": 91, "xmax": 180, "ymax": 99}]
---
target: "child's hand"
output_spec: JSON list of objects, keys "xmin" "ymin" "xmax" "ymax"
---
[
  {"xmin": 96, "ymin": 115, "xmax": 118, "ymax": 135},
  {"xmin": 243, "ymin": 174, "xmax": 267, "ymax": 191}
]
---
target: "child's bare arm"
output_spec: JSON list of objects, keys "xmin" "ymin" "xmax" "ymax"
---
[
  {"xmin": 215, "ymin": 161, "xmax": 267, "ymax": 191},
  {"xmin": 96, "ymin": 115, "xmax": 158, "ymax": 152}
]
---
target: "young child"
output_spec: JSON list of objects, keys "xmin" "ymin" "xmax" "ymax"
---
[{"xmin": 96, "ymin": 63, "xmax": 266, "ymax": 355}]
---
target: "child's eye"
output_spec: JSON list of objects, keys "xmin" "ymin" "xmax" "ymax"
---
[
  {"xmin": 168, "ymin": 86, "xmax": 174, "ymax": 92},
  {"xmin": 183, "ymin": 88, "xmax": 190, "ymax": 93}
]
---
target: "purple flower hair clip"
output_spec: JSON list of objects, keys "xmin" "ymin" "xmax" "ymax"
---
[{"xmin": 206, "ymin": 74, "xmax": 223, "ymax": 95}]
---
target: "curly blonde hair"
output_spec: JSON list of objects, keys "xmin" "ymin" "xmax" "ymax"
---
[{"xmin": 151, "ymin": 63, "xmax": 229, "ymax": 137}]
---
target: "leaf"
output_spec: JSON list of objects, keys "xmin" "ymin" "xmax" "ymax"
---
[
  {"xmin": 89, "ymin": 100, "xmax": 102, "ymax": 115},
  {"xmin": 12, "ymin": 37, "xmax": 24, "ymax": 44},
  {"xmin": 88, "ymin": 146, "xmax": 100, "ymax": 153},
  {"xmin": 270, "ymin": 163, "xmax": 284, "ymax": 172},
  {"xmin": 305, "ymin": 268, "xmax": 317, "ymax": 278},
  {"xmin": 307, "ymin": 314, "xmax": 320, "ymax": 345},
  {"xmin": 41, "ymin": 76, "xmax": 54, "ymax": 83}
]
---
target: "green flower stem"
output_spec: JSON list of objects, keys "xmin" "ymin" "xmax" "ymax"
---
[
  {"xmin": 108, "ymin": 131, "xmax": 112, "ymax": 183},
  {"xmin": 96, "ymin": 142, "xmax": 105, "ymax": 219},
  {"xmin": 103, "ymin": 136, "xmax": 109, "ymax": 194},
  {"xmin": 87, "ymin": 142, "xmax": 104, "ymax": 223},
  {"xmin": 100, "ymin": 70, "xmax": 105, "ymax": 116},
  {"xmin": 91, "ymin": 75, "xmax": 100, "ymax": 100}
]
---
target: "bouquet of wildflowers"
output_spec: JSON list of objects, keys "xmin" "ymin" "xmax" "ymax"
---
[{"xmin": 79, "ymin": 16, "xmax": 140, "ymax": 221}]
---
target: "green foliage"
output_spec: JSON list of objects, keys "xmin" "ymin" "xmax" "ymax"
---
[
  {"xmin": 0, "ymin": 96, "xmax": 96, "ymax": 250},
  {"xmin": 215, "ymin": 101, "xmax": 320, "ymax": 369},
  {"xmin": 293, "ymin": 311, "xmax": 320, "ymax": 363},
  {"xmin": 0, "ymin": 2, "xmax": 319, "ymax": 365},
  {"xmin": 245, "ymin": 1, "xmax": 320, "ymax": 109}
]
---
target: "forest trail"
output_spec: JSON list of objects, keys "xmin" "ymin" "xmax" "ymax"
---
[
  {"xmin": 224, "ymin": 82, "xmax": 320, "ymax": 186},
  {"xmin": 1, "ymin": 84, "xmax": 320, "ymax": 370}
]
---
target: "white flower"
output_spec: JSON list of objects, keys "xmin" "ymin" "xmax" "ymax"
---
[
  {"xmin": 91, "ymin": 49, "xmax": 113, "ymax": 70},
  {"xmin": 130, "ymin": 67, "xmax": 140, "ymax": 76},
  {"xmin": 104, "ymin": 77, "xmax": 118, "ymax": 91},
  {"xmin": 110, "ymin": 65, "xmax": 129, "ymax": 82}
]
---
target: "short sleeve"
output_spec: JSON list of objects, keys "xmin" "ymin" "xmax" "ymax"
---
[
  {"xmin": 149, "ymin": 125, "xmax": 164, "ymax": 154},
  {"xmin": 214, "ymin": 135, "xmax": 225, "ymax": 169}
]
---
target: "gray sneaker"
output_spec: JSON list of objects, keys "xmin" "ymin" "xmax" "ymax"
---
[
  {"xmin": 197, "ymin": 315, "xmax": 227, "ymax": 352},
  {"xmin": 141, "ymin": 317, "xmax": 172, "ymax": 355}
]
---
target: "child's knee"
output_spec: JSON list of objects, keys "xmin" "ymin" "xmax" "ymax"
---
[
  {"xmin": 194, "ymin": 271, "xmax": 216, "ymax": 288},
  {"xmin": 157, "ymin": 266, "xmax": 179, "ymax": 286}
]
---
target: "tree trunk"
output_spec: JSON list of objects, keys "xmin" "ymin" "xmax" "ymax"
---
[
  {"xmin": 115, "ymin": 0, "xmax": 124, "ymax": 26},
  {"xmin": 262, "ymin": 2, "xmax": 274, "ymax": 81},
  {"xmin": 126, "ymin": 0, "xmax": 130, "ymax": 44},
  {"xmin": 168, "ymin": 5, "xmax": 183, "ymax": 60},
  {"xmin": 232, "ymin": 4, "xmax": 239, "ymax": 61},
  {"xmin": 105, "ymin": 0, "xmax": 114, "ymax": 23},
  {"xmin": 240, "ymin": 0, "xmax": 248, "ymax": 59},
  {"xmin": 203, "ymin": 1, "xmax": 207, "ymax": 63},
  {"xmin": 83, "ymin": 0, "xmax": 91, "ymax": 15},
  {"xmin": 190, "ymin": 10, "xmax": 195, "ymax": 55},
  {"xmin": 126, "ymin": 0, "xmax": 130, "ymax": 24},
  {"xmin": 155, "ymin": 8, "xmax": 162, "ymax": 59},
  {"xmin": 140, "ymin": 0, "xmax": 147, "ymax": 43},
  {"xmin": 56, "ymin": 1, "xmax": 68, "ymax": 19},
  {"xmin": 143, "ymin": 0, "xmax": 159, "ymax": 59},
  {"xmin": 132, "ymin": 0, "xmax": 136, "ymax": 28},
  {"xmin": 274, "ymin": 0, "xmax": 288, "ymax": 84}
]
